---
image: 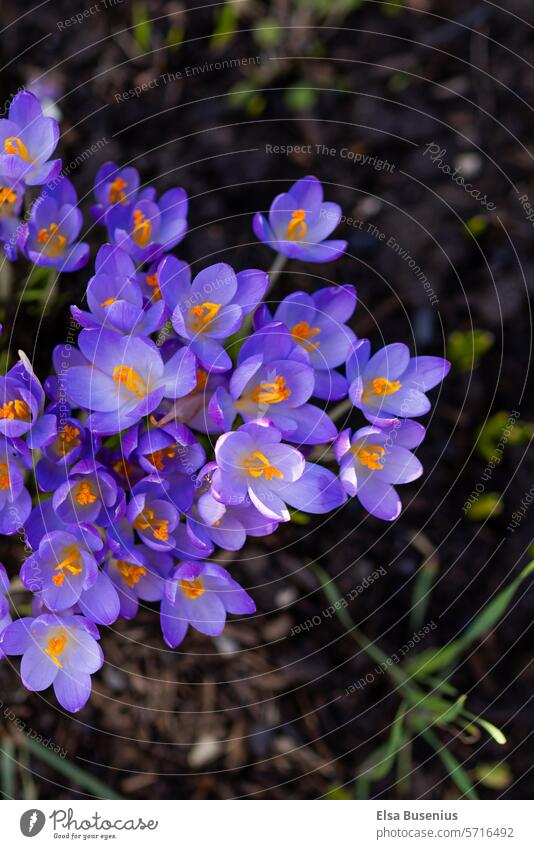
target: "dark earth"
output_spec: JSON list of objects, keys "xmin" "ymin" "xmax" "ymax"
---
[{"xmin": 0, "ymin": 0, "xmax": 532, "ymax": 799}]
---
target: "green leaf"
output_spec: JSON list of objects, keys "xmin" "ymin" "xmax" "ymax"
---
[
  {"xmin": 253, "ymin": 18, "xmax": 281, "ymax": 49},
  {"xmin": 422, "ymin": 728, "xmax": 478, "ymax": 799},
  {"xmin": 465, "ymin": 215, "xmax": 488, "ymax": 237},
  {"xmin": 166, "ymin": 25, "xmax": 184, "ymax": 49},
  {"xmin": 447, "ymin": 329, "xmax": 494, "ymax": 373},
  {"xmin": 284, "ymin": 84, "xmax": 317, "ymax": 113},
  {"xmin": 472, "ymin": 761, "xmax": 512, "ymax": 789},
  {"xmin": 409, "ymin": 556, "xmax": 438, "ymax": 631},
  {"xmin": 356, "ymin": 704, "xmax": 407, "ymax": 796},
  {"xmin": 325, "ymin": 785, "xmax": 352, "ymax": 800},
  {"xmin": 466, "ymin": 492, "xmax": 502, "ymax": 521},
  {"xmin": 475, "ymin": 718, "xmax": 506, "ymax": 745},
  {"xmin": 476, "ymin": 412, "xmax": 534, "ymax": 462},
  {"xmin": 211, "ymin": 2, "xmax": 237, "ymax": 49},
  {"xmin": 0, "ymin": 740, "xmax": 16, "ymax": 799},
  {"xmin": 132, "ymin": 1, "xmax": 152, "ymax": 51}
]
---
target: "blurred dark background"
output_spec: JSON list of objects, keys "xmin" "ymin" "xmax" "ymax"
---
[{"xmin": 0, "ymin": 0, "xmax": 533, "ymax": 800}]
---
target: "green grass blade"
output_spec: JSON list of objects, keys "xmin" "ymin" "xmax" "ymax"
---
[
  {"xmin": 0, "ymin": 739, "xmax": 16, "ymax": 799},
  {"xmin": 421, "ymin": 728, "xmax": 478, "ymax": 799}
]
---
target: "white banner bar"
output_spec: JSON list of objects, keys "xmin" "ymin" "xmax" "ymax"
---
[{"xmin": 2, "ymin": 800, "xmax": 531, "ymax": 848}]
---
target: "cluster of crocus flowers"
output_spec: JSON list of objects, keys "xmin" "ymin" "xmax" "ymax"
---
[{"xmin": 0, "ymin": 90, "xmax": 450, "ymax": 713}]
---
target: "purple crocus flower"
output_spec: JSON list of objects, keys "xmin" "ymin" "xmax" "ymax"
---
[
  {"xmin": 35, "ymin": 416, "xmax": 95, "ymax": 491},
  {"xmin": 335, "ymin": 420, "xmax": 425, "ymax": 521},
  {"xmin": 160, "ymin": 561, "xmax": 255, "ymax": 647},
  {"xmin": 127, "ymin": 479, "xmax": 179, "ymax": 551},
  {"xmin": 136, "ymin": 422, "xmax": 206, "ymax": 513},
  {"xmin": 255, "ymin": 285, "xmax": 356, "ymax": 400},
  {"xmin": 0, "ymin": 438, "xmax": 32, "ymax": 535},
  {"xmin": 0, "ymin": 352, "xmax": 55, "ymax": 447},
  {"xmin": 64, "ymin": 328, "xmax": 197, "ymax": 435},
  {"xmin": 160, "ymin": 256, "xmax": 268, "ymax": 373},
  {"xmin": 71, "ymin": 244, "xmax": 165, "ymax": 336},
  {"xmin": 0, "ymin": 564, "xmax": 12, "ymax": 656},
  {"xmin": 209, "ymin": 323, "xmax": 337, "ymax": 444},
  {"xmin": 212, "ymin": 420, "xmax": 346, "ymax": 521},
  {"xmin": 24, "ymin": 177, "xmax": 89, "ymax": 271},
  {"xmin": 346, "ymin": 340, "xmax": 451, "ymax": 427},
  {"xmin": 105, "ymin": 544, "xmax": 172, "ymax": 620},
  {"xmin": 91, "ymin": 161, "xmax": 150, "ymax": 220},
  {"xmin": 105, "ymin": 187, "xmax": 188, "ymax": 264},
  {"xmin": 253, "ymin": 175, "xmax": 347, "ymax": 262},
  {"xmin": 0, "ymin": 91, "xmax": 61, "ymax": 186},
  {"xmin": 0, "ymin": 614, "xmax": 104, "ymax": 712},
  {"xmin": 52, "ymin": 460, "xmax": 119, "ymax": 527},
  {"xmin": 0, "ymin": 176, "xmax": 24, "ymax": 259}
]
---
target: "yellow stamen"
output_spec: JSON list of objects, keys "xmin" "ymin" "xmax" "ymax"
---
[
  {"xmin": 134, "ymin": 509, "xmax": 169, "ymax": 541},
  {"xmin": 146, "ymin": 444, "xmax": 176, "ymax": 472},
  {"xmin": 36, "ymin": 222, "xmax": 67, "ymax": 258},
  {"xmin": 189, "ymin": 302, "xmax": 221, "ymax": 333},
  {"xmin": 101, "ymin": 296, "xmax": 118, "ymax": 307},
  {"xmin": 244, "ymin": 451, "xmax": 283, "ymax": 481},
  {"xmin": 4, "ymin": 136, "xmax": 31, "ymax": 162},
  {"xmin": 180, "ymin": 578, "xmax": 205, "ymax": 599},
  {"xmin": 0, "ymin": 463, "xmax": 10, "ymax": 490},
  {"xmin": 250, "ymin": 376, "xmax": 291, "ymax": 405},
  {"xmin": 53, "ymin": 546, "xmax": 83, "ymax": 586},
  {"xmin": 145, "ymin": 272, "xmax": 162, "ymax": 301},
  {"xmin": 112, "ymin": 365, "xmax": 146, "ymax": 398},
  {"xmin": 286, "ymin": 209, "xmax": 307, "ymax": 241},
  {"xmin": 132, "ymin": 208, "xmax": 152, "ymax": 247},
  {"xmin": 113, "ymin": 458, "xmax": 133, "ymax": 480},
  {"xmin": 45, "ymin": 633, "xmax": 68, "ymax": 668},
  {"xmin": 117, "ymin": 560, "xmax": 147, "ymax": 589},
  {"xmin": 196, "ymin": 368, "xmax": 209, "ymax": 391},
  {"xmin": 108, "ymin": 176, "xmax": 128, "ymax": 205},
  {"xmin": 0, "ymin": 186, "xmax": 17, "ymax": 210},
  {"xmin": 369, "ymin": 377, "xmax": 402, "ymax": 397},
  {"xmin": 57, "ymin": 424, "xmax": 80, "ymax": 456},
  {"xmin": 355, "ymin": 444, "xmax": 386, "ymax": 471},
  {"xmin": 291, "ymin": 321, "xmax": 321, "ymax": 351},
  {"xmin": 75, "ymin": 480, "xmax": 97, "ymax": 506},
  {"xmin": 0, "ymin": 399, "xmax": 30, "ymax": 421}
]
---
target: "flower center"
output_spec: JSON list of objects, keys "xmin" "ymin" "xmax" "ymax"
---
[
  {"xmin": 145, "ymin": 272, "xmax": 162, "ymax": 301},
  {"xmin": 189, "ymin": 302, "xmax": 221, "ymax": 333},
  {"xmin": 146, "ymin": 444, "xmax": 176, "ymax": 471},
  {"xmin": 0, "ymin": 463, "xmax": 10, "ymax": 490},
  {"xmin": 0, "ymin": 399, "xmax": 30, "ymax": 421},
  {"xmin": 180, "ymin": 578, "xmax": 205, "ymax": 599},
  {"xmin": 112, "ymin": 458, "xmax": 133, "ymax": 480},
  {"xmin": 368, "ymin": 377, "xmax": 402, "ymax": 397},
  {"xmin": 112, "ymin": 365, "xmax": 146, "ymax": 398},
  {"xmin": 45, "ymin": 632, "xmax": 68, "ymax": 668},
  {"xmin": 57, "ymin": 424, "xmax": 81, "ymax": 456},
  {"xmin": 286, "ymin": 209, "xmax": 307, "ymax": 241},
  {"xmin": 356, "ymin": 444, "xmax": 386, "ymax": 471},
  {"xmin": 37, "ymin": 222, "xmax": 67, "ymax": 258},
  {"xmin": 52, "ymin": 545, "xmax": 83, "ymax": 587},
  {"xmin": 101, "ymin": 296, "xmax": 118, "ymax": 307},
  {"xmin": 196, "ymin": 368, "xmax": 209, "ymax": 391},
  {"xmin": 108, "ymin": 176, "xmax": 128, "ymax": 205},
  {"xmin": 4, "ymin": 136, "xmax": 31, "ymax": 162},
  {"xmin": 132, "ymin": 208, "xmax": 152, "ymax": 247},
  {"xmin": 291, "ymin": 321, "xmax": 321, "ymax": 351},
  {"xmin": 134, "ymin": 509, "xmax": 169, "ymax": 541},
  {"xmin": 117, "ymin": 560, "xmax": 147, "ymax": 589},
  {"xmin": 250, "ymin": 376, "xmax": 291, "ymax": 405},
  {"xmin": 75, "ymin": 480, "xmax": 97, "ymax": 506},
  {"xmin": 244, "ymin": 451, "xmax": 283, "ymax": 480},
  {"xmin": 0, "ymin": 186, "xmax": 17, "ymax": 215}
]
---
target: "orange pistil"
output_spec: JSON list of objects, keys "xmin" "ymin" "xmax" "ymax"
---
[
  {"xmin": 112, "ymin": 365, "xmax": 146, "ymax": 398},
  {"xmin": 286, "ymin": 209, "xmax": 307, "ymax": 241},
  {"xmin": 369, "ymin": 377, "xmax": 402, "ymax": 397},
  {"xmin": 189, "ymin": 302, "xmax": 221, "ymax": 333},
  {"xmin": 146, "ymin": 444, "xmax": 176, "ymax": 472},
  {"xmin": 113, "ymin": 458, "xmax": 134, "ymax": 480},
  {"xmin": 0, "ymin": 186, "xmax": 17, "ymax": 215},
  {"xmin": 132, "ymin": 208, "xmax": 152, "ymax": 247},
  {"xmin": 145, "ymin": 272, "xmax": 162, "ymax": 301},
  {"xmin": 45, "ymin": 633, "xmax": 68, "ymax": 668},
  {"xmin": 0, "ymin": 463, "xmax": 10, "ymax": 490},
  {"xmin": 180, "ymin": 578, "xmax": 205, "ymax": 599},
  {"xmin": 75, "ymin": 480, "xmax": 97, "ymax": 506},
  {"xmin": 57, "ymin": 424, "xmax": 80, "ymax": 457},
  {"xmin": 134, "ymin": 509, "xmax": 169, "ymax": 542},
  {"xmin": 244, "ymin": 451, "xmax": 283, "ymax": 481},
  {"xmin": 36, "ymin": 222, "xmax": 67, "ymax": 258},
  {"xmin": 0, "ymin": 398, "xmax": 30, "ymax": 421},
  {"xmin": 117, "ymin": 560, "xmax": 147, "ymax": 589},
  {"xmin": 291, "ymin": 320, "xmax": 321, "ymax": 351},
  {"xmin": 52, "ymin": 546, "xmax": 83, "ymax": 587},
  {"xmin": 108, "ymin": 176, "xmax": 128, "ymax": 205},
  {"xmin": 4, "ymin": 136, "xmax": 31, "ymax": 162},
  {"xmin": 101, "ymin": 296, "xmax": 118, "ymax": 307},
  {"xmin": 250, "ymin": 376, "xmax": 291, "ymax": 405},
  {"xmin": 356, "ymin": 444, "xmax": 385, "ymax": 471}
]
